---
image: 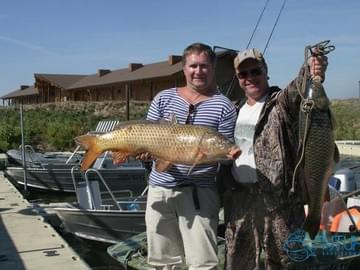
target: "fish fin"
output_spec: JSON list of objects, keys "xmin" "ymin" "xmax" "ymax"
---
[
  {"xmin": 155, "ymin": 160, "xmax": 172, "ymax": 172},
  {"xmin": 303, "ymin": 215, "xmax": 321, "ymax": 240},
  {"xmin": 187, "ymin": 152, "xmax": 206, "ymax": 175},
  {"xmin": 169, "ymin": 113, "xmax": 178, "ymax": 124},
  {"xmin": 114, "ymin": 119, "xmax": 153, "ymax": 130},
  {"xmin": 333, "ymin": 144, "xmax": 340, "ymax": 163},
  {"xmin": 158, "ymin": 114, "xmax": 178, "ymax": 125},
  {"xmin": 75, "ymin": 134, "xmax": 102, "ymax": 172}
]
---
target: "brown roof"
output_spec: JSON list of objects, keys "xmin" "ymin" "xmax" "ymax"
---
[
  {"xmin": 67, "ymin": 51, "xmax": 235, "ymax": 90},
  {"xmin": 67, "ymin": 68, "xmax": 130, "ymax": 90},
  {"xmin": 0, "ymin": 85, "xmax": 38, "ymax": 99},
  {"xmin": 34, "ymin": 73, "xmax": 87, "ymax": 88},
  {"xmin": 67, "ymin": 60, "xmax": 183, "ymax": 90}
]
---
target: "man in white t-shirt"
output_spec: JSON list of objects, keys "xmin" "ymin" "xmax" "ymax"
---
[{"xmin": 223, "ymin": 48, "xmax": 329, "ymax": 270}]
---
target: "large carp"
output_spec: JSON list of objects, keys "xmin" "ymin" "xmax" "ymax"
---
[
  {"xmin": 299, "ymin": 77, "xmax": 339, "ymax": 240},
  {"xmin": 75, "ymin": 118, "xmax": 238, "ymax": 173}
]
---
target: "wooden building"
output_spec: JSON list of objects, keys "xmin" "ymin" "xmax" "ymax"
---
[
  {"xmin": 0, "ymin": 85, "xmax": 39, "ymax": 105},
  {"xmin": 34, "ymin": 74, "xmax": 87, "ymax": 103},
  {"xmin": 66, "ymin": 55, "xmax": 185, "ymax": 102},
  {"xmin": 0, "ymin": 50, "xmax": 242, "ymax": 105}
]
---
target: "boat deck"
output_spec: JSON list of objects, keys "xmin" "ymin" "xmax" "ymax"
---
[{"xmin": 0, "ymin": 173, "xmax": 90, "ymax": 270}]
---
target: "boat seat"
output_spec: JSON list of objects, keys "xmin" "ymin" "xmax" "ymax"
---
[
  {"xmin": 76, "ymin": 180, "xmax": 102, "ymax": 210},
  {"xmin": 88, "ymin": 120, "xmax": 120, "ymax": 134},
  {"xmin": 329, "ymin": 207, "xmax": 360, "ymax": 233}
]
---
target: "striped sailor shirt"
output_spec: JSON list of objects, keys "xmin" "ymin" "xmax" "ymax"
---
[{"xmin": 146, "ymin": 88, "xmax": 236, "ymax": 188}]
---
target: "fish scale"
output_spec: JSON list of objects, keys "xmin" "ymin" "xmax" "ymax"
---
[
  {"xmin": 300, "ymin": 80, "xmax": 337, "ymax": 240},
  {"xmin": 75, "ymin": 120, "xmax": 237, "ymax": 173}
]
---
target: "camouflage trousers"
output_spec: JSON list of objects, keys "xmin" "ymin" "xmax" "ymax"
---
[{"xmin": 224, "ymin": 184, "xmax": 305, "ymax": 270}]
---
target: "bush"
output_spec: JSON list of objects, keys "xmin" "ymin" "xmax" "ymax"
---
[{"xmin": 0, "ymin": 102, "xmax": 149, "ymax": 152}]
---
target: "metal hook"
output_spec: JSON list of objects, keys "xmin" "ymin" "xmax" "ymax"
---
[
  {"xmin": 307, "ymin": 40, "xmax": 335, "ymax": 56},
  {"xmin": 301, "ymin": 99, "xmax": 315, "ymax": 113}
]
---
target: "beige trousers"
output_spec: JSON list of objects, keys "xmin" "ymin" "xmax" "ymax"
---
[{"xmin": 146, "ymin": 185, "xmax": 220, "ymax": 270}]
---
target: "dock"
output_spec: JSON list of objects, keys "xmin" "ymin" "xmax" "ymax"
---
[
  {"xmin": 336, "ymin": 140, "xmax": 360, "ymax": 157},
  {"xmin": 0, "ymin": 153, "xmax": 7, "ymax": 170},
  {"xmin": 0, "ymin": 173, "xmax": 90, "ymax": 270}
]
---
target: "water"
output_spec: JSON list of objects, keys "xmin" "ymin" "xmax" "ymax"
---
[{"xmin": 54, "ymin": 230, "xmax": 124, "ymax": 270}]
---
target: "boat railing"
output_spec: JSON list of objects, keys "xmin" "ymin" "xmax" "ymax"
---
[
  {"xmin": 71, "ymin": 165, "xmax": 122, "ymax": 210},
  {"xmin": 71, "ymin": 166, "xmax": 82, "ymax": 204},
  {"xmin": 336, "ymin": 140, "xmax": 360, "ymax": 145},
  {"xmin": 18, "ymin": 144, "xmax": 37, "ymax": 163},
  {"xmin": 84, "ymin": 168, "xmax": 122, "ymax": 210},
  {"xmin": 329, "ymin": 186, "xmax": 360, "ymax": 232},
  {"xmin": 66, "ymin": 145, "xmax": 81, "ymax": 164}
]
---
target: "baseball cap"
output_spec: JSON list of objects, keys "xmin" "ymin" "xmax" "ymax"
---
[{"xmin": 234, "ymin": 48, "xmax": 267, "ymax": 73}]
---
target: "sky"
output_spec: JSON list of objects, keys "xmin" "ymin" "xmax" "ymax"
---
[{"xmin": 0, "ymin": 0, "xmax": 359, "ymax": 100}]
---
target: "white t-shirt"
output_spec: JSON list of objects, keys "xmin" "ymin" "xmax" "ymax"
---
[{"xmin": 232, "ymin": 96, "xmax": 266, "ymax": 183}]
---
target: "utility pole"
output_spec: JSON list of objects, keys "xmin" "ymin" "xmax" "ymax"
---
[{"xmin": 358, "ymin": 80, "xmax": 360, "ymax": 99}]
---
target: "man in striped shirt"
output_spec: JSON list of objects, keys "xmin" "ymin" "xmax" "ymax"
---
[{"xmin": 144, "ymin": 43, "xmax": 239, "ymax": 269}]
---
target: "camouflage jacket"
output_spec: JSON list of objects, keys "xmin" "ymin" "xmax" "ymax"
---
[{"xmin": 231, "ymin": 69, "xmax": 307, "ymax": 211}]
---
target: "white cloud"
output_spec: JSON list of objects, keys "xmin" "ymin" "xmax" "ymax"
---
[{"xmin": 0, "ymin": 35, "xmax": 60, "ymax": 56}]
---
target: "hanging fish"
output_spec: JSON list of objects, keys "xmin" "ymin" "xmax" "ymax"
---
[{"xmin": 298, "ymin": 41, "xmax": 339, "ymax": 240}]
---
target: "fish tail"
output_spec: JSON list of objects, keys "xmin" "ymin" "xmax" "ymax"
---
[
  {"xmin": 303, "ymin": 215, "xmax": 320, "ymax": 240},
  {"xmin": 75, "ymin": 134, "xmax": 102, "ymax": 172}
]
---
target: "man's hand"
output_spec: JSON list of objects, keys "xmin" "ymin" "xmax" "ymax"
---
[
  {"xmin": 112, "ymin": 151, "xmax": 154, "ymax": 166},
  {"xmin": 309, "ymin": 54, "xmax": 328, "ymax": 82},
  {"xmin": 112, "ymin": 151, "xmax": 127, "ymax": 165},
  {"xmin": 227, "ymin": 146, "xmax": 241, "ymax": 160},
  {"xmin": 135, "ymin": 152, "xmax": 153, "ymax": 162}
]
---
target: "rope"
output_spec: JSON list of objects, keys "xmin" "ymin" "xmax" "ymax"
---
[
  {"xmin": 290, "ymin": 101, "xmax": 313, "ymax": 193},
  {"xmin": 290, "ymin": 46, "xmax": 312, "ymax": 193}
]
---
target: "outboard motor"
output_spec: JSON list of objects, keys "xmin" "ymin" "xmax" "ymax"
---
[{"xmin": 332, "ymin": 168, "xmax": 357, "ymax": 193}]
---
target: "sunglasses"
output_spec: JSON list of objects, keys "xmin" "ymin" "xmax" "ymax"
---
[
  {"xmin": 185, "ymin": 104, "xmax": 196, "ymax": 124},
  {"xmin": 236, "ymin": 67, "xmax": 263, "ymax": 79}
]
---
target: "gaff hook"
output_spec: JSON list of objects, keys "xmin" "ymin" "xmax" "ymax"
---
[{"xmin": 307, "ymin": 40, "xmax": 335, "ymax": 56}]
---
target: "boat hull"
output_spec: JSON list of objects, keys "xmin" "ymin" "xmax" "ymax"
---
[
  {"xmin": 4, "ymin": 164, "xmax": 147, "ymax": 195},
  {"xmin": 55, "ymin": 205, "xmax": 146, "ymax": 244}
]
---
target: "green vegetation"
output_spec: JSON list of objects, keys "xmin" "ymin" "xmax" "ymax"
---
[
  {"xmin": 0, "ymin": 99, "xmax": 358, "ymax": 152},
  {"xmin": 331, "ymin": 99, "xmax": 360, "ymax": 140},
  {"xmin": 0, "ymin": 101, "xmax": 149, "ymax": 152}
]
